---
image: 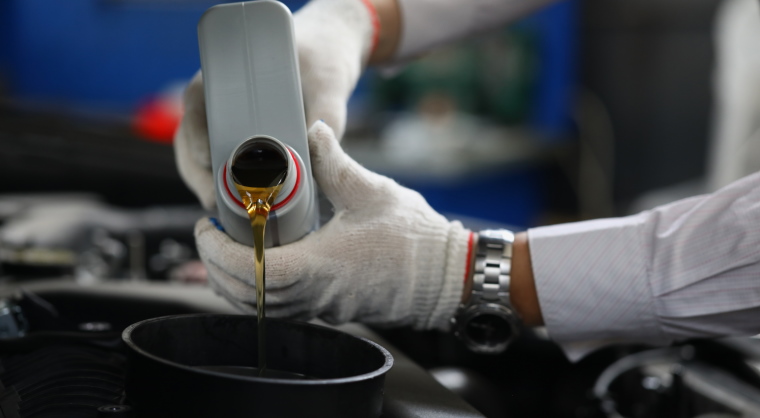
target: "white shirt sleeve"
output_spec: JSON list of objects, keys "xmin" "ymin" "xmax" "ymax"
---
[
  {"xmin": 394, "ymin": 0, "xmax": 560, "ymax": 60},
  {"xmin": 528, "ymin": 171, "xmax": 760, "ymax": 361}
]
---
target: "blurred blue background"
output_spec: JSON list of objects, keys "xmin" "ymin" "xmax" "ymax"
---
[
  {"xmin": 0, "ymin": 0, "xmax": 578, "ymax": 229},
  {"xmin": 0, "ymin": 0, "xmax": 574, "ymax": 125}
]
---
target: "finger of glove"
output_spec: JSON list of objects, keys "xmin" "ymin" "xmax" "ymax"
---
[
  {"xmin": 267, "ymin": 304, "xmax": 315, "ymax": 321},
  {"xmin": 302, "ymin": 85, "xmax": 347, "ymax": 140},
  {"xmin": 307, "ymin": 121, "xmax": 396, "ymax": 210},
  {"xmin": 206, "ymin": 260, "xmax": 302, "ymax": 315},
  {"xmin": 197, "ymin": 217, "xmax": 314, "ymax": 320},
  {"xmin": 175, "ymin": 72, "xmax": 216, "ymax": 209},
  {"xmin": 205, "ymin": 260, "xmax": 258, "ymax": 309},
  {"xmin": 194, "ymin": 218, "xmax": 297, "ymax": 291},
  {"xmin": 175, "ymin": 122, "xmax": 216, "ymax": 210}
]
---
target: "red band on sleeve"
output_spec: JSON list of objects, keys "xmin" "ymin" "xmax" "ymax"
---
[
  {"xmin": 464, "ymin": 231, "xmax": 474, "ymax": 285},
  {"xmin": 359, "ymin": 0, "xmax": 381, "ymax": 58}
]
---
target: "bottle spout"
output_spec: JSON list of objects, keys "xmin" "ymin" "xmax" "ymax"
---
[{"xmin": 226, "ymin": 135, "xmax": 297, "ymax": 207}]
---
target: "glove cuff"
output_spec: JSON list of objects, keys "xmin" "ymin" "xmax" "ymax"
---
[
  {"xmin": 295, "ymin": 0, "xmax": 377, "ymax": 66},
  {"xmin": 413, "ymin": 221, "xmax": 471, "ymax": 330},
  {"xmin": 359, "ymin": 0, "xmax": 381, "ymax": 59}
]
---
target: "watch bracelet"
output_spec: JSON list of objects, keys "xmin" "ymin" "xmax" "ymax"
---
[{"xmin": 471, "ymin": 229, "xmax": 514, "ymax": 307}]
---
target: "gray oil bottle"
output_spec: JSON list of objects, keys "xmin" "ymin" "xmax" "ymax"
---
[{"xmin": 198, "ymin": 0, "xmax": 319, "ymax": 247}]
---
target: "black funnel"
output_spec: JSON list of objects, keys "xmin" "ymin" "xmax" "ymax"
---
[{"xmin": 122, "ymin": 314, "xmax": 392, "ymax": 417}]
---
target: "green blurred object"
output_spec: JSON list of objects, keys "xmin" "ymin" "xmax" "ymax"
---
[{"xmin": 372, "ymin": 27, "xmax": 538, "ymax": 125}]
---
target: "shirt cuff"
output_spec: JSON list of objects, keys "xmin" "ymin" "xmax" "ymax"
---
[{"xmin": 527, "ymin": 215, "xmax": 671, "ymax": 361}]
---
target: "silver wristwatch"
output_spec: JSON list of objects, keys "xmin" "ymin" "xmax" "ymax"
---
[{"xmin": 452, "ymin": 229, "xmax": 521, "ymax": 354}]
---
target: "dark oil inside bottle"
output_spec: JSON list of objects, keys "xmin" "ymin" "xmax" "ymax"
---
[
  {"xmin": 231, "ymin": 140, "xmax": 288, "ymax": 377},
  {"xmin": 231, "ymin": 141, "xmax": 288, "ymax": 188}
]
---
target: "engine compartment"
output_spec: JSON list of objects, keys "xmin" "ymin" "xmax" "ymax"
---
[{"xmin": 2, "ymin": 279, "xmax": 760, "ymax": 418}]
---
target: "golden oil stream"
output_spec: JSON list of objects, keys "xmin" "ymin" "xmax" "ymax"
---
[{"xmin": 234, "ymin": 183, "xmax": 283, "ymax": 375}]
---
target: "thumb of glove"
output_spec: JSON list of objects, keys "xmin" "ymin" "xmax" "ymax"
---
[{"xmin": 307, "ymin": 121, "xmax": 396, "ymax": 211}]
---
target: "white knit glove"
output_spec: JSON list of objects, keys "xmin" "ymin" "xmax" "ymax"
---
[
  {"xmin": 174, "ymin": 0, "xmax": 376, "ymax": 210},
  {"xmin": 293, "ymin": 0, "xmax": 376, "ymax": 137},
  {"xmin": 195, "ymin": 122, "xmax": 471, "ymax": 330}
]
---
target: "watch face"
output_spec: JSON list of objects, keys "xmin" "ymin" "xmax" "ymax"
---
[
  {"xmin": 465, "ymin": 312, "xmax": 514, "ymax": 348},
  {"xmin": 457, "ymin": 303, "xmax": 519, "ymax": 354}
]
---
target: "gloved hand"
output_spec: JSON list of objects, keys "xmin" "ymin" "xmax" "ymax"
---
[
  {"xmin": 174, "ymin": 0, "xmax": 377, "ymax": 210},
  {"xmin": 196, "ymin": 122, "xmax": 472, "ymax": 330}
]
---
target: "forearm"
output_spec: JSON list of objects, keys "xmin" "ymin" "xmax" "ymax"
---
[
  {"xmin": 511, "ymin": 232, "xmax": 543, "ymax": 326},
  {"xmin": 370, "ymin": 0, "xmax": 560, "ymax": 64},
  {"xmin": 460, "ymin": 170, "xmax": 760, "ymax": 361},
  {"xmin": 529, "ymin": 172, "xmax": 760, "ymax": 359}
]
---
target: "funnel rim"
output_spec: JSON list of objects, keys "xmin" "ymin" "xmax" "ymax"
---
[{"xmin": 122, "ymin": 313, "xmax": 393, "ymax": 385}]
